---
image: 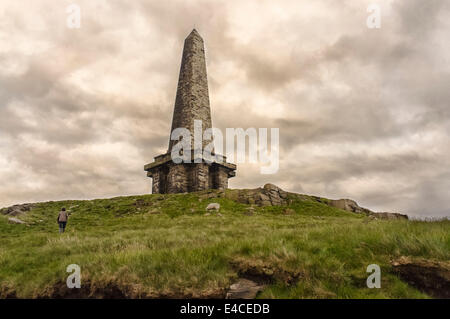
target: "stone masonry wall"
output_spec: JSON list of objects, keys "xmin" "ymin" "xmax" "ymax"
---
[
  {"xmin": 151, "ymin": 168, "xmax": 161, "ymax": 194},
  {"xmin": 168, "ymin": 29, "xmax": 212, "ymax": 153},
  {"xmin": 194, "ymin": 163, "xmax": 210, "ymax": 191},
  {"xmin": 167, "ymin": 164, "xmax": 188, "ymax": 193},
  {"xmin": 215, "ymin": 166, "xmax": 229, "ymax": 190}
]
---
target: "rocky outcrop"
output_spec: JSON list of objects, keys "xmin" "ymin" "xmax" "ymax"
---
[
  {"xmin": 261, "ymin": 183, "xmax": 289, "ymax": 205},
  {"xmin": 225, "ymin": 183, "xmax": 289, "ymax": 207},
  {"xmin": 329, "ymin": 199, "xmax": 371, "ymax": 214},
  {"xmin": 371, "ymin": 212, "xmax": 408, "ymax": 220},
  {"xmin": 223, "ymin": 184, "xmax": 408, "ymax": 219},
  {"xmin": 1, "ymin": 203, "xmax": 34, "ymax": 217},
  {"xmin": 329, "ymin": 199, "xmax": 408, "ymax": 220},
  {"xmin": 392, "ymin": 256, "xmax": 450, "ymax": 298}
]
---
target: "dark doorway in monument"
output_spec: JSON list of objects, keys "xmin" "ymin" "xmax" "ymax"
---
[
  {"xmin": 187, "ymin": 164, "xmax": 196, "ymax": 193},
  {"xmin": 209, "ymin": 165, "xmax": 219, "ymax": 189},
  {"xmin": 160, "ymin": 166, "xmax": 169, "ymax": 194}
]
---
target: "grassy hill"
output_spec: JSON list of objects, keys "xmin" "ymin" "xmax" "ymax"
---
[{"xmin": 0, "ymin": 188, "xmax": 448, "ymax": 298}]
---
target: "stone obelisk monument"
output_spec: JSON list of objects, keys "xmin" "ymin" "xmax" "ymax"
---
[{"xmin": 144, "ymin": 29, "xmax": 236, "ymax": 194}]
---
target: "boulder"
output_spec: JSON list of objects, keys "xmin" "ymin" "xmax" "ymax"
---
[
  {"xmin": 225, "ymin": 184, "xmax": 289, "ymax": 207},
  {"xmin": 8, "ymin": 217, "xmax": 25, "ymax": 224},
  {"xmin": 226, "ymin": 279, "xmax": 264, "ymax": 299},
  {"xmin": 329, "ymin": 199, "xmax": 370, "ymax": 214},
  {"xmin": 1, "ymin": 203, "xmax": 34, "ymax": 217},
  {"xmin": 206, "ymin": 203, "xmax": 220, "ymax": 211},
  {"xmin": 328, "ymin": 199, "xmax": 408, "ymax": 219},
  {"xmin": 262, "ymin": 183, "xmax": 288, "ymax": 206}
]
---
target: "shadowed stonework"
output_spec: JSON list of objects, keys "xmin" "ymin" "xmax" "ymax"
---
[{"xmin": 144, "ymin": 29, "xmax": 236, "ymax": 194}]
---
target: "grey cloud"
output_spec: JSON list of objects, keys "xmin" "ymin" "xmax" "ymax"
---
[{"xmin": 394, "ymin": 0, "xmax": 450, "ymax": 40}]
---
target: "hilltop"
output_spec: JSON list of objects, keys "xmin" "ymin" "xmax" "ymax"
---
[{"xmin": 0, "ymin": 185, "xmax": 448, "ymax": 298}]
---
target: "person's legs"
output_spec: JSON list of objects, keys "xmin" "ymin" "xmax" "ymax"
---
[
  {"xmin": 62, "ymin": 222, "xmax": 67, "ymax": 233},
  {"xmin": 59, "ymin": 222, "xmax": 63, "ymax": 233}
]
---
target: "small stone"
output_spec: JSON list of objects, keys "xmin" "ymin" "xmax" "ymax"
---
[
  {"xmin": 226, "ymin": 279, "xmax": 265, "ymax": 299},
  {"xmin": 8, "ymin": 217, "xmax": 25, "ymax": 224},
  {"xmin": 204, "ymin": 213, "xmax": 211, "ymax": 216},
  {"xmin": 206, "ymin": 203, "xmax": 220, "ymax": 211}
]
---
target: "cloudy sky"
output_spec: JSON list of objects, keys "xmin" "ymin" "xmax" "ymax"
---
[{"xmin": 1, "ymin": 0, "xmax": 449, "ymax": 218}]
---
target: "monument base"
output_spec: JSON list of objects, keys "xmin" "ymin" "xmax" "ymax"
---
[{"xmin": 144, "ymin": 152, "xmax": 236, "ymax": 194}]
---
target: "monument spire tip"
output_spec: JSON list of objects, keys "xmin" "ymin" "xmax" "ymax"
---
[{"xmin": 187, "ymin": 28, "xmax": 202, "ymax": 40}]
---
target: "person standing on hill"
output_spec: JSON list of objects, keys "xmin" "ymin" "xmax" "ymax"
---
[{"xmin": 57, "ymin": 207, "xmax": 69, "ymax": 233}]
